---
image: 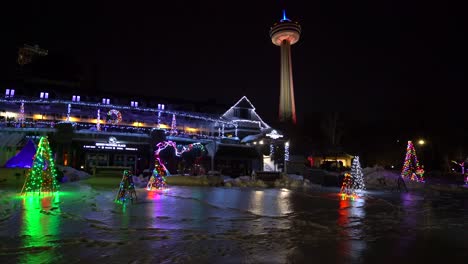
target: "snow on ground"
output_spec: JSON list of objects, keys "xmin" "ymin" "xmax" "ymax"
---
[
  {"xmin": 363, "ymin": 166, "xmax": 425, "ymax": 190},
  {"xmin": 56, "ymin": 165, "xmax": 91, "ymax": 182}
]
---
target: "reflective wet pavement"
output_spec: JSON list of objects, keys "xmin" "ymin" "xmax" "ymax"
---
[{"xmin": 0, "ymin": 183, "xmax": 467, "ymax": 263}]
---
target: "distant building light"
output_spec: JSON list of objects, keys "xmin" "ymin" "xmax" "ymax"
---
[
  {"xmin": 162, "ymin": 104, "xmax": 165, "ymax": 110},
  {"xmin": 266, "ymin": 129, "xmax": 283, "ymax": 139},
  {"xmin": 77, "ymin": 95, "xmax": 80, "ymax": 102},
  {"xmin": 157, "ymin": 104, "xmax": 165, "ymax": 110},
  {"xmin": 5, "ymin": 89, "xmax": 15, "ymax": 98},
  {"xmin": 259, "ymin": 140, "xmax": 264, "ymax": 145},
  {"xmin": 158, "ymin": 104, "xmax": 161, "ymax": 109},
  {"xmin": 106, "ymin": 98, "xmax": 110, "ymax": 105},
  {"xmin": 39, "ymin": 92, "xmax": 49, "ymax": 99},
  {"xmin": 102, "ymin": 98, "xmax": 110, "ymax": 104},
  {"xmin": 131, "ymin": 101, "xmax": 138, "ymax": 107},
  {"xmin": 72, "ymin": 95, "xmax": 76, "ymax": 101}
]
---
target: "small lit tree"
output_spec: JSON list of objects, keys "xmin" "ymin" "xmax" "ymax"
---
[
  {"xmin": 147, "ymin": 157, "xmax": 167, "ymax": 190},
  {"xmin": 351, "ymin": 156, "xmax": 365, "ymax": 192},
  {"xmin": 21, "ymin": 137, "xmax": 59, "ymax": 194},
  {"xmin": 115, "ymin": 170, "xmax": 137, "ymax": 203},
  {"xmin": 340, "ymin": 172, "xmax": 355, "ymax": 199}
]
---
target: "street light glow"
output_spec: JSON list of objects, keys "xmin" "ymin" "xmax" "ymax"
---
[{"xmin": 418, "ymin": 139, "xmax": 425, "ymax": 145}]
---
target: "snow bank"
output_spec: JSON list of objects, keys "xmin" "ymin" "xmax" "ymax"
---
[
  {"xmin": 165, "ymin": 175, "xmax": 224, "ymax": 186},
  {"xmin": 56, "ymin": 165, "xmax": 91, "ymax": 182},
  {"xmin": 363, "ymin": 166, "xmax": 425, "ymax": 190},
  {"xmin": 224, "ymin": 176, "xmax": 268, "ymax": 188}
]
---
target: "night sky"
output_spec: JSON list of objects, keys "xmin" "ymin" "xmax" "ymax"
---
[{"xmin": 1, "ymin": 1, "xmax": 467, "ymax": 163}]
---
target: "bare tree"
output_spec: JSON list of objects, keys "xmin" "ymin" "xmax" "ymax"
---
[{"xmin": 320, "ymin": 112, "xmax": 343, "ymax": 146}]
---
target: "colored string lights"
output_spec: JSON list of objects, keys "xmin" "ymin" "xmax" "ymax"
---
[
  {"xmin": 401, "ymin": 141, "xmax": 425, "ymax": 182},
  {"xmin": 21, "ymin": 136, "xmax": 59, "ymax": 195},
  {"xmin": 115, "ymin": 170, "xmax": 137, "ymax": 203}
]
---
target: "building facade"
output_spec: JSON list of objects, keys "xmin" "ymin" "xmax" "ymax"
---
[{"xmin": 1, "ymin": 90, "xmax": 288, "ymax": 176}]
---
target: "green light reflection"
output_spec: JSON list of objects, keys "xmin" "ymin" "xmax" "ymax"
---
[{"xmin": 19, "ymin": 194, "xmax": 61, "ymax": 264}]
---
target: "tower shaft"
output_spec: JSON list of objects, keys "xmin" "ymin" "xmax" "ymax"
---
[{"xmin": 279, "ymin": 40, "xmax": 297, "ymax": 124}]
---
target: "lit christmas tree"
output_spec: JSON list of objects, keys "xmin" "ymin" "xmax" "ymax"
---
[
  {"xmin": 115, "ymin": 170, "xmax": 137, "ymax": 203},
  {"xmin": 147, "ymin": 144, "xmax": 168, "ymax": 190},
  {"xmin": 21, "ymin": 137, "xmax": 59, "ymax": 195},
  {"xmin": 351, "ymin": 156, "xmax": 365, "ymax": 191},
  {"xmin": 340, "ymin": 172, "xmax": 356, "ymax": 200},
  {"xmin": 401, "ymin": 141, "xmax": 425, "ymax": 182}
]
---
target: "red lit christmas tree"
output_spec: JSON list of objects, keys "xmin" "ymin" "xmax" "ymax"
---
[
  {"xmin": 401, "ymin": 141, "xmax": 424, "ymax": 182},
  {"xmin": 115, "ymin": 170, "xmax": 137, "ymax": 203},
  {"xmin": 340, "ymin": 172, "xmax": 356, "ymax": 200},
  {"xmin": 21, "ymin": 137, "xmax": 59, "ymax": 195}
]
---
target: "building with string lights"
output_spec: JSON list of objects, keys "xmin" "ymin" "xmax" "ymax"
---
[{"xmin": 0, "ymin": 89, "xmax": 290, "ymax": 176}]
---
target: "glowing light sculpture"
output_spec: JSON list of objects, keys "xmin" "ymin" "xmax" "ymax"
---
[
  {"xmin": 146, "ymin": 141, "xmax": 206, "ymax": 191},
  {"xmin": 21, "ymin": 137, "xmax": 59, "ymax": 195},
  {"xmin": 170, "ymin": 114, "xmax": 177, "ymax": 135},
  {"xmin": 115, "ymin": 170, "xmax": 137, "ymax": 203},
  {"xmin": 96, "ymin": 109, "xmax": 101, "ymax": 131},
  {"xmin": 18, "ymin": 101, "xmax": 25, "ymax": 126},
  {"xmin": 401, "ymin": 141, "xmax": 425, "ymax": 182}
]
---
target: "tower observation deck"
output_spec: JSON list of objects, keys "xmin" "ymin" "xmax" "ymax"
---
[{"xmin": 269, "ymin": 10, "xmax": 301, "ymax": 124}]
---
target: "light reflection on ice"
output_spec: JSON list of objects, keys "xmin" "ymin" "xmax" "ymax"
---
[
  {"xmin": 20, "ymin": 195, "xmax": 61, "ymax": 264},
  {"xmin": 337, "ymin": 195, "xmax": 366, "ymax": 262}
]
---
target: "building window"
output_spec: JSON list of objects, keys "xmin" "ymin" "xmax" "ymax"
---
[
  {"xmin": 72, "ymin": 95, "xmax": 81, "ymax": 102},
  {"xmin": 131, "ymin": 101, "xmax": 138, "ymax": 107},
  {"xmin": 5, "ymin": 89, "xmax": 15, "ymax": 98},
  {"xmin": 158, "ymin": 104, "xmax": 165, "ymax": 110},
  {"xmin": 102, "ymin": 98, "xmax": 110, "ymax": 105},
  {"xmin": 40, "ymin": 92, "xmax": 49, "ymax": 99}
]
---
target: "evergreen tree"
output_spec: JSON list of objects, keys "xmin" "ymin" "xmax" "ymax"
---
[
  {"xmin": 115, "ymin": 170, "xmax": 137, "ymax": 203},
  {"xmin": 21, "ymin": 137, "xmax": 59, "ymax": 194},
  {"xmin": 401, "ymin": 141, "xmax": 425, "ymax": 182}
]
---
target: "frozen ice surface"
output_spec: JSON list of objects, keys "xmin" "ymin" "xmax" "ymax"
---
[{"xmin": 0, "ymin": 181, "xmax": 466, "ymax": 263}]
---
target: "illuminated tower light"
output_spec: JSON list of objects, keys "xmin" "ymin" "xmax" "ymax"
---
[{"xmin": 270, "ymin": 10, "xmax": 301, "ymax": 124}]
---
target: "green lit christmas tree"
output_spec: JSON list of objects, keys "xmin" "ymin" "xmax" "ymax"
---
[
  {"xmin": 21, "ymin": 137, "xmax": 59, "ymax": 195},
  {"xmin": 115, "ymin": 170, "xmax": 137, "ymax": 203}
]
